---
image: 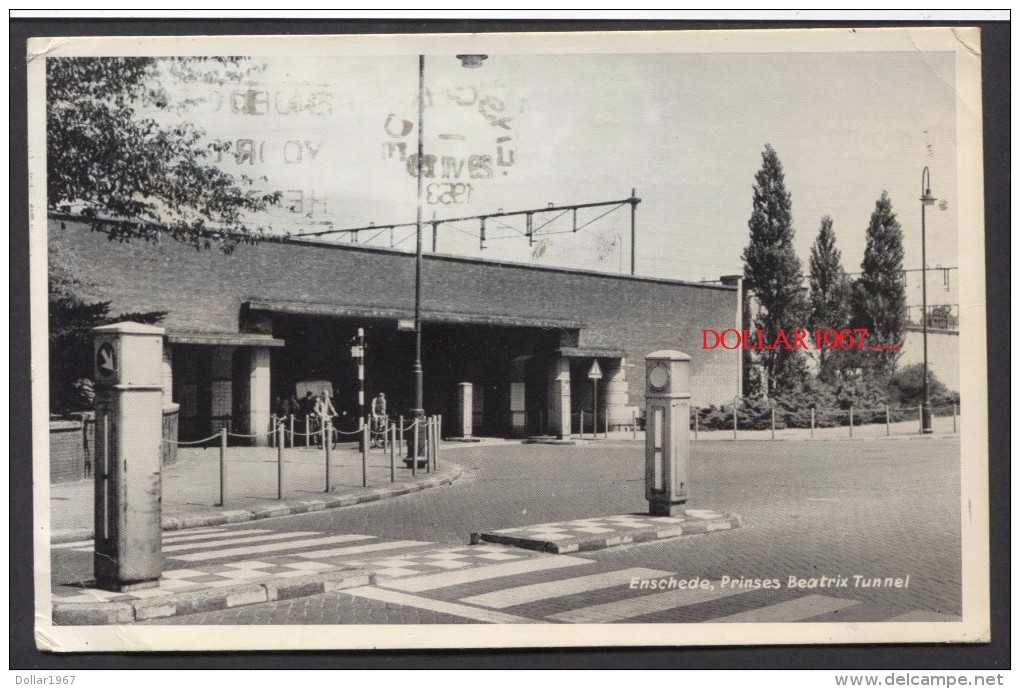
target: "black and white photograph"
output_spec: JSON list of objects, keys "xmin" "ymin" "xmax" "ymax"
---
[{"xmin": 28, "ymin": 26, "xmax": 990, "ymax": 652}]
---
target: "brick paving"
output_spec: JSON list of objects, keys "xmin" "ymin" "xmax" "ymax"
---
[{"xmin": 78, "ymin": 436, "xmax": 965, "ymax": 626}]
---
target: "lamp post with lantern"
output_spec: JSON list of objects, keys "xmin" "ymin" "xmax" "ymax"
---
[
  {"xmin": 919, "ymin": 166, "xmax": 936, "ymax": 434},
  {"xmin": 408, "ymin": 54, "xmax": 487, "ymax": 461}
]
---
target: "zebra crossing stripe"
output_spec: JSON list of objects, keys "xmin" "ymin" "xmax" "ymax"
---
[
  {"xmin": 51, "ymin": 539, "xmax": 98, "ymax": 550},
  {"xmin": 380, "ymin": 556, "xmax": 593, "ymax": 593},
  {"xmin": 546, "ymin": 580, "xmax": 744, "ymax": 623},
  {"xmin": 53, "ymin": 527, "xmax": 244, "ymax": 551},
  {"xmin": 162, "ymin": 529, "xmax": 271, "ymax": 544},
  {"xmin": 162, "ymin": 531, "xmax": 319, "ymax": 553},
  {"xmin": 344, "ymin": 586, "xmax": 539, "ymax": 624},
  {"xmin": 296, "ymin": 540, "xmax": 432, "ymax": 559},
  {"xmin": 704, "ymin": 594, "xmax": 859, "ymax": 623},
  {"xmin": 460, "ymin": 567, "xmax": 672, "ymax": 609},
  {"xmin": 171, "ymin": 534, "xmax": 376, "ymax": 562}
]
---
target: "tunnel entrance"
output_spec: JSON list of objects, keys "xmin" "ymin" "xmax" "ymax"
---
[{"xmin": 269, "ymin": 314, "xmax": 564, "ymax": 437}]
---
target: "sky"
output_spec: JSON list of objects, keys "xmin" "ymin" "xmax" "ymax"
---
[{"xmin": 152, "ymin": 44, "xmax": 962, "ymax": 298}]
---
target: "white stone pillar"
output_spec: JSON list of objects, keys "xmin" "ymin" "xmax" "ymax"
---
[
  {"xmin": 249, "ymin": 347, "xmax": 271, "ymax": 447},
  {"xmin": 210, "ymin": 346, "xmax": 234, "ymax": 433},
  {"xmin": 160, "ymin": 345, "xmax": 173, "ymax": 407},
  {"xmin": 457, "ymin": 382, "xmax": 473, "ymax": 438},
  {"xmin": 509, "ymin": 357, "xmax": 527, "ymax": 437},
  {"xmin": 548, "ymin": 357, "xmax": 572, "ymax": 439},
  {"xmin": 605, "ymin": 358, "xmax": 631, "ymax": 430}
]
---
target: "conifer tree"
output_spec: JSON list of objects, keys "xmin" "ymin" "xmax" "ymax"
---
[
  {"xmin": 852, "ymin": 191, "xmax": 907, "ymax": 375},
  {"xmin": 808, "ymin": 216, "xmax": 851, "ymax": 381},
  {"xmin": 741, "ymin": 144, "xmax": 809, "ymax": 396}
]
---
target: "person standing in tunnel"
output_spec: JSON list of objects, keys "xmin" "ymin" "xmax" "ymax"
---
[{"xmin": 370, "ymin": 392, "xmax": 388, "ymax": 447}]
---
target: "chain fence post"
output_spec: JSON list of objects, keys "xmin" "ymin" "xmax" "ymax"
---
[
  {"xmin": 953, "ymin": 402, "xmax": 958, "ymax": 434},
  {"xmin": 276, "ymin": 422, "xmax": 284, "ymax": 500},
  {"xmin": 733, "ymin": 405, "xmax": 738, "ymax": 440},
  {"xmin": 218, "ymin": 427, "xmax": 226, "ymax": 507},
  {"xmin": 632, "ymin": 409, "xmax": 637, "ymax": 439},
  {"xmin": 693, "ymin": 406, "xmax": 699, "ymax": 440},
  {"xmin": 324, "ymin": 418, "xmax": 332, "ymax": 493},
  {"xmin": 361, "ymin": 421, "xmax": 369, "ymax": 488},
  {"xmin": 770, "ymin": 407, "xmax": 776, "ymax": 440},
  {"xmin": 918, "ymin": 404, "xmax": 923, "ymax": 435},
  {"xmin": 270, "ymin": 414, "xmax": 276, "ymax": 447},
  {"xmin": 289, "ymin": 414, "xmax": 295, "ymax": 448},
  {"xmin": 411, "ymin": 420, "xmax": 419, "ymax": 477},
  {"xmin": 398, "ymin": 415, "xmax": 404, "ymax": 456},
  {"xmin": 849, "ymin": 406, "xmax": 854, "ymax": 438},
  {"xmin": 425, "ymin": 418, "xmax": 432, "ymax": 474},
  {"xmin": 810, "ymin": 408, "xmax": 815, "ymax": 439},
  {"xmin": 885, "ymin": 404, "xmax": 891, "ymax": 436},
  {"xmin": 389, "ymin": 423, "xmax": 396, "ymax": 482},
  {"xmin": 579, "ymin": 410, "xmax": 585, "ymax": 440}
]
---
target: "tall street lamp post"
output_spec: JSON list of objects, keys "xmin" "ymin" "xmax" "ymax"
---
[
  {"xmin": 920, "ymin": 166, "xmax": 936, "ymax": 434},
  {"xmin": 409, "ymin": 54, "xmax": 487, "ymax": 460}
]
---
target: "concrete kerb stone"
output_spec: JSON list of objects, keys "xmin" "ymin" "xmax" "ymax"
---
[
  {"xmin": 479, "ymin": 512, "xmax": 744, "ymax": 555},
  {"xmin": 51, "ymin": 601, "xmax": 135, "ymax": 626},
  {"xmin": 53, "ymin": 569, "xmax": 373, "ymax": 625},
  {"xmin": 50, "ymin": 463, "xmax": 464, "ymax": 544}
]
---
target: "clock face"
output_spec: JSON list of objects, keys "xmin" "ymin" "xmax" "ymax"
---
[{"xmin": 648, "ymin": 364, "xmax": 670, "ymax": 391}]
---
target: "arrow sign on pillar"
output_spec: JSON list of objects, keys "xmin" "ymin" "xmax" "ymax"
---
[
  {"xmin": 587, "ymin": 360, "xmax": 603, "ymax": 380},
  {"xmin": 96, "ymin": 342, "xmax": 117, "ymax": 378}
]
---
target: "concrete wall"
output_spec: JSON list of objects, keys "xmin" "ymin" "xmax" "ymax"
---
[
  {"xmin": 900, "ymin": 327, "xmax": 960, "ymax": 392},
  {"xmin": 50, "ymin": 220, "xmax": 739, "ymax": 406}
]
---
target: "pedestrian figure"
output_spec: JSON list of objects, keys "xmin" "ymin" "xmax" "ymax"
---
[{"xmin": 370, "ymin": 392, "xmax": 388, "ymax": 448}]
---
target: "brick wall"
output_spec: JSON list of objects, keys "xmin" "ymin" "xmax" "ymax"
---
[
  {"xmin": 48, "ymin": 406, "xmax": 181, "ymax": 485},
  {"xmin": 50, "ymin": 220, "xmax": 739, "ymax": 405}
]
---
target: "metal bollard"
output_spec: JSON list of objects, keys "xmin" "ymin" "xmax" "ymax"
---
[
  {"xmin": 770, "ymin": 407, "xmax": 776, "ymax": 440},
  {"xmin": 289, "ymin": 414, "xmax": 295, "ymax": 449},
  {"xmin": 580, "ymin": 411, "xmax": 585, "ymax": 440},
  {"xmin": 270, "ymin": 414, "xmax": 276, "ymax": 447},
  {"xmin": 361, "ymin": 422, "xmax": 369, "ymax": 488},
  {"xmin": 324, "ymin": 419, "xmax": 331, "ymax": 493},
  {"xmin": 810, "ymin": 408, "xmax": 815, "ymax": 439},
  {"xmin": 885, "ymin": 404, "xmax": 891, "ymax": 436},
  {"xmin": 411, "ymin": 421, "xmax": 419, "ymax": 477},
  {"xmin": 276, "ymin": 423, "xmax": 284, "ymax": 500},
  {"xmin": 918, "ymin": 404, "xmax": 923, "ymax": 435},
  {"xmin": 218, "ymin": 427, "xmax": 227, "ymax": 507},
  {"xmin": 389, "ymin": 424, "xmax": 396, "ymax": 482},
  {"xmin": 436, "ymin": 414, "xmax": 442, "ymax": 469},
  {"xmin": 953, "ymin": 403, "xmax": 958, "ymax": 434},
  {"xmin": 849, "ymin": 406, "xmax": 854, "ymax": 438},
  {"xmin": 429, "ymin": 418, "xmax": 435, "ymax": 473},
  {"xmin": 398, "ymin": 415, "xmax": 404, "ymax": 456},
  {"xmin": 693, "ymin": 407, "xmax": 699, "ymax": 440},
  {"xmin": 632, "ymin": 409, "xmax": 637, "ymax": 439}
]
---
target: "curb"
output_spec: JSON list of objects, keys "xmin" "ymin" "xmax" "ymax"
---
[
  {"xmin": 479, "ymin": 513, "xmax": 743, "ymax": 555},
  {"xmin": 52, "ymin": 569, "xmax": 372, "ymax": 625},
  {"xmin": 51, "ymin": 464, "xmax": 463, "ymax": 544}
]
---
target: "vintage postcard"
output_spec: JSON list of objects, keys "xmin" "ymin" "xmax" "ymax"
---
[{"xmin": 30, "ymin": 27, "xmax": 989, "ymax": 651}]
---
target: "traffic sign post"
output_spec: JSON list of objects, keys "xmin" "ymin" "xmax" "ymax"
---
[
  {"xmin": 588, "ymin": 360, "xmax": 602, "ymax": 436},
  {"xmin": 92, "ymin": 321, "xmax": 165, "ymax": 591}
]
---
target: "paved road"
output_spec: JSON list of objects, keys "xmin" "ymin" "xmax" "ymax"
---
[{"xmin": 56, "ymin": 438, "xmax": 962, "ymax": 625}]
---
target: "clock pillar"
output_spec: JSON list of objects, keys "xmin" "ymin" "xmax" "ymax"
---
[{"xmin": 644, "ymin": 350, "xmax": 691, "ymax": 516}]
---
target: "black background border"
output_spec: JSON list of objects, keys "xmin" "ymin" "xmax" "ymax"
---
[{"xmin": 9, "ymin": 15, "xmax": 1010, "ymax": 671}]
